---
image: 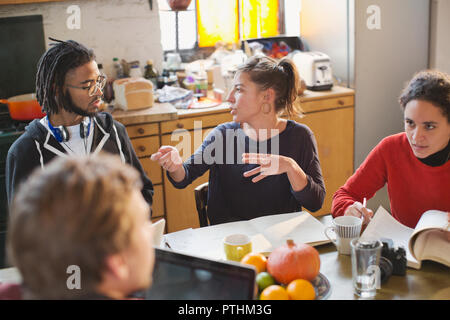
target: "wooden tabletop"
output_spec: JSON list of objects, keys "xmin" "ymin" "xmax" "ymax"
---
[
  {"xmin": 1, "ymin": 215, "xmax": 448, "ymax": 299},
  {"xmin": 316, "ymin": 242, "xmax": 450, "ymax": 299},
  {"xmin": 317, "ymin": 215, "xmax": 450, "ymax": 300}
]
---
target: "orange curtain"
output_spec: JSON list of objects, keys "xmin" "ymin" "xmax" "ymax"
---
[
  {"xmin": 241, "ymin": 0, "xmax": 279, "ymax": 39},
  {"xmin": 196, "ymin": 0, "xmax": 239, "ymax": 47},
  {"xmin": 196, "ymin": 0, "xmax": 279, "ymax": 47}
]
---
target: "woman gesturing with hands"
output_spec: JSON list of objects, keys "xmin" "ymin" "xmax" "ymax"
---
[
  {"xmin": 152, "ymin": 56, "xmax": 325, "ymax": 225},
  {"xmin": 242, "ymin": 153, "xmax": 308, "ymax": 191}
]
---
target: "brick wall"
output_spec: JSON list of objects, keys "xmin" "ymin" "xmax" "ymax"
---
[{"xmin": 0, "ymin": 0, "xmax": 164, "ymax": 77}]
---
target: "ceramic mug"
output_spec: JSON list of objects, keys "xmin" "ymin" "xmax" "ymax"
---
[
  {"xmin": 324, "ymin": 216, "xmax": 362, "ymax": 255},
  {"xmin": 223, "ymin": 234, "xmax": 252, "ymax": 261}
]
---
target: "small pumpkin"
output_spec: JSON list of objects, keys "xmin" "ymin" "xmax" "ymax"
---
[{"xmin": 267, "ymin": 239, "xmax": 320, "ymax": 284}]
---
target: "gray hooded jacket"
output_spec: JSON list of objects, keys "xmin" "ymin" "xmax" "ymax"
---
[{"xmin": 5, "ymin": 112, "xmax": 153, "ymax": 209}]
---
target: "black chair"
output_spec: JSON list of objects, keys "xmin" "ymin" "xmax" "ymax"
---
[{"xmin": 194, "ymin": 182, "xmax": 209, "ymax": 227}]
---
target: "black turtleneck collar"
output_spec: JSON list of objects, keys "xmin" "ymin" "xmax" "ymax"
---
[{"xmin": 418, "ymin": 140, "xmax": 450, "ymax": 167}]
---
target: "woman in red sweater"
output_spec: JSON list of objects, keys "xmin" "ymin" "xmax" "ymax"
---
[{"xmin": 332, "ymin": 70, "xmax": 450, "ymax": 228}]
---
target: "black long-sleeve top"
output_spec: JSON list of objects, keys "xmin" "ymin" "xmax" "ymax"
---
[{"xmin": 168, "ymin": 120, "xmax": 325, "ymax": 225}]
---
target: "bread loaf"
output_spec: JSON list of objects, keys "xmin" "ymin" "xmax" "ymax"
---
[{"xmin": 113, "ymin": 77, "xmax": 153, "ymax": 111}]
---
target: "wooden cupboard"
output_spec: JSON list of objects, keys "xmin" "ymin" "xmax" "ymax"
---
[
  {"xmin": 161, "ymin": 116, "xmax": 226, "ymax": 232},
  {"xmin": 113, "ymin": 86, "xmax": 355, "ymax": 232},
  {"xmin": 293, "ymin": 108, "xmax": 354, "ymax": 216}
]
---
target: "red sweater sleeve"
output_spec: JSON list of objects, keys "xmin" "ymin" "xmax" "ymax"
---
[{"xmin": 332, "ymin": 139, "xmax": 389, "ymax": 217}]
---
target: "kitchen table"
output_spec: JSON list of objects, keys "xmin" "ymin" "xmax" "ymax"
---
[
  {"xmin": 1, "ymin": 215, "xmax": 448, "ymax": 300},
  {"xmin": 316, "ymin": 217, "xmax": 450, "ymax": 299}
]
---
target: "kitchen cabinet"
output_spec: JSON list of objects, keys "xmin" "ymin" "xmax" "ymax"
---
[
  {"xmin": 161, "ymin": 115, "xmax": 228, "ymax": 232},
  {"xmin": 290, "ymin": 87, "xmax": 354, "ymax": 217},
  {"xmin": 113, "ymin": 86, "xmax": 355, "ymax": 233}
]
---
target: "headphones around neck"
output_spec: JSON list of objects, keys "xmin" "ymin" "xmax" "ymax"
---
[{"xmin": 47, "ymin": 116, "xmax": 92, "ymax": 143}]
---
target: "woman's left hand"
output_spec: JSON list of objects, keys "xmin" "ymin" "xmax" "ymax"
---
[{"xmin": 242, "ymin": 153, "xmax": 295, "ymax": 183}]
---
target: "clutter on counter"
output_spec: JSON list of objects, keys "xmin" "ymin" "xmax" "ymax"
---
[
  {"xmin": 112, "ymin": 57, "xmax": 125, "ymax": 79},
  {"xmin": 156, "ymin": 86, "xmax": 193, "ymax": 109},
  {"xmin": 144, "ymin": 60, "xmax": 159, "ymax": 88},
  {"xmin": 106, "ymin": 35, "xmax": 334, "ymax": 113},
  {"xmin": 154, "ymin": 86, "xmax": 221, "ymax": 110},
  {"xmin": 165, "ymin": 52, "xmax": 182, "ymax": 71},
  {"xmin": 242, "ymin": 36, "xmax": 305, "ymax": 58},
  {"xmin": 129, "ymin": 63, "xmax": 143, "ymax": 78},
  {"xmin": 157, "ymin": 68, "xmax": 179, "ymax": 89}
]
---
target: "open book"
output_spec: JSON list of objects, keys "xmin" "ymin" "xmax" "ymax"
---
[
  {"xmin": 361, "ymin": 206, "xmax": 450, "ymax": 269},
  {"xmin": 164, "ymin": 211, "xmax": 330, "ymax": 261}
]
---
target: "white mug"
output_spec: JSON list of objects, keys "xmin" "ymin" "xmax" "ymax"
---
[{"xmin": 324, "ymin": 216, "xmax": 362, "ymax": 255}]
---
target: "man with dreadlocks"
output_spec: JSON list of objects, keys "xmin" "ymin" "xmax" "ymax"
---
[{"xmin": 5, "ymin": 38, "xmax": 154, "ymax": 208}]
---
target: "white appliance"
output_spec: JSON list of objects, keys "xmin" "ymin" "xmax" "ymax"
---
[{"xmin": 292, "ymin": 51, "xmax": 333, "ymax": 91}]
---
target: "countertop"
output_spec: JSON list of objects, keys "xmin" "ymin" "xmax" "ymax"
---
[
  {"xmin": 111, "ymin": 102, "xmax": 178, "ymax": 126},
  {"xmin": 111, "ymin": 85, "xmax": 355, "ymax": 126}
]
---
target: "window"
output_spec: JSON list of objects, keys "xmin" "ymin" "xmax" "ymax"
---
[
  {"xmin": 158, "ymin": 0, "xmax": 197, "ymax": 51},
  {"xmin": 158, "ymin": 0, "xmax": 301, "ymax": 52},
  {"xmin": 196, "ymin": 0, "xmax": 239, "ymax": 47},
  {"xmin": 240, "ymin": 0, "xmax": 280, "ymax": 40}
]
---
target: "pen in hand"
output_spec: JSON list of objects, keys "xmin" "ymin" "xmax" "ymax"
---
[{"xmin": 361, "ymin": 197, "xmax": 372, "ymax": 225}]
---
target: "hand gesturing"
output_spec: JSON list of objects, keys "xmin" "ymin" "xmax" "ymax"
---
[
  {"xmin": 150, "ymin": 146, "xmax": 183, "ymax": 173},
  {"xmin": 242, "ymin": 153, "xmax": 292, "ymax": 183}
]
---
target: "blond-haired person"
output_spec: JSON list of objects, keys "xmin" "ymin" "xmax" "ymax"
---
[{"xmin": 7, "ymin": 154, "xmax": 155, "ymax": 299}]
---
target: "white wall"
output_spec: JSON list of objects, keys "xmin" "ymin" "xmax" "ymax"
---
[
  {"xmin": 300, "ymin": 0, "xmax": 350, "ymax": 86},
  {"xmin": 300, "ymin": 0, "xmax": 430, "ymax": 212},
  {"xmin": 353, "ymin": 0, "xmax": 429, "ymax": 211},
  {"xmin": 429, "ymin": 0, "xmax": 450, "ymax": 73},
  {"xmin": 0, "ymin": 0, "xmax": 164, "ymax": 78}
]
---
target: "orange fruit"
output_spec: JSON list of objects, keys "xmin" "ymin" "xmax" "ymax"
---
[
  {"xmin": 286, "ymin": 279, "xmax": 316, "ymax": 300},
  {"xmin": 240, "ymin": 252, "xmax": 267, "ymax": 273},
  {"xmin": 260, "ymin": 285, "xmax": 289, "ymax": 300}
]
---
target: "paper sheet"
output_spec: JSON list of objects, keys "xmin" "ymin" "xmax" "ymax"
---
[
  {"xmin": 361, "ymin": 206, "xmax": 417, "ymax": 267},
  {"xmin": 164, "ymin": 211, "xmax": 330, "ymax": 261}
]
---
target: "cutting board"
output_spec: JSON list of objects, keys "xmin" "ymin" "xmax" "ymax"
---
[{"xmin": 111, "ymin": 102, "xmax": 178, "ymax": 125}]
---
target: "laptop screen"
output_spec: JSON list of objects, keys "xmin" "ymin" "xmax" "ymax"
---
[{"xmin": 145, "ymin": 248, "xmax": 256, "ymax": 300}]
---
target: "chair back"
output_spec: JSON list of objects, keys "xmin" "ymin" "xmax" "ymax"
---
[{"xmin": 194, "ymin": 182, "xmax": 209, "ymax": 227}]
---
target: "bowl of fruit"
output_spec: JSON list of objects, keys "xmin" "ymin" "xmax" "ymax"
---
[{"xmin": 240, "ymin": 239, "xmax": 331, "ymax": 300}]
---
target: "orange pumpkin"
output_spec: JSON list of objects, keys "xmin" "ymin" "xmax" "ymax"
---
[{"xmin": 267, "ymin": 239, "xmax": 320, "ymax": 284}]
